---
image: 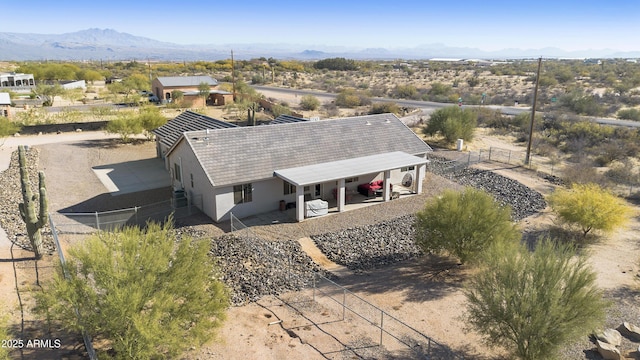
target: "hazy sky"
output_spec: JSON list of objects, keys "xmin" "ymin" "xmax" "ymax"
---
[{"xmin": 3, "ymin": 0, "xmax": 639, "ymax": 52}]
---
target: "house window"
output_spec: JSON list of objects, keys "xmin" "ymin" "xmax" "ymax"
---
[
  {"xmin": 401, "ymin": 166, "xmax": 415, "ymax": 172},
  {"xmin": 283, "ymin": 181, "xmax": 296, "ymax": 195},
  {"xmin": 174, "ymin": 163, "xmax": 181, "ymax": 181},
  {"xmin": 345, "ymin": 177, "xmax": 359, "ymax": 183},
  {"xmin": 234, "ymin": 183, "xmax": 252, "ymax": 204}
]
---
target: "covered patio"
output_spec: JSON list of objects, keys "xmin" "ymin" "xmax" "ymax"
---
[{"xmin": 274, "ymin": 151, "xmax": 428, "ymax": 221}]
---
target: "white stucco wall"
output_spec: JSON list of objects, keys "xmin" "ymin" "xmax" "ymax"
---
[
  {"xmin": 167, "ymin": 140, "xmax": 217, "ymax": 220},
  {"xmin": 214, "ymin": 177, "xmax": 285, "ymax": 222}
]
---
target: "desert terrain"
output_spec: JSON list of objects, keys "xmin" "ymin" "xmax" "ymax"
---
[{"xmin": 0, "ymin": 60, "xmax": 639, "ymax": 359}]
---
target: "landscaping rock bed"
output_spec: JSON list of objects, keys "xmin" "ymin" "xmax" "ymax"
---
[
  {"xmin": 451, "ymin": 168, "xmax": 547, "ymax": 220},
  {"xmin": 0, "ymin": 147, "xmax": 56, "ymax": 255},
  {"xmin": 312, "ymin": 215, "xmax": 422, "ymax": 271},
  {"xmin": 209, "ymin": 233, "xmax": 327, "ymax": 306}
]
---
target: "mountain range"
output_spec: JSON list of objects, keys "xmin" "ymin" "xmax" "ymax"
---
[{"xmin": 1, "ymin": 28, "xmax": 638, "ymax": 61}]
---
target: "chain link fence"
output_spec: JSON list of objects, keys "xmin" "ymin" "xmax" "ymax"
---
[
  {"xmin": 50, "ymin": 199, "xmax": 194, "ymax": 234},
  {"xmin": 230, "ymin": 212, "xmax": 463, "ymax": 359}
]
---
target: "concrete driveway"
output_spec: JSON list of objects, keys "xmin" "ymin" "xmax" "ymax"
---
[{"xmin": 92, "ymin": 157, "xmax": 170, "ymax": 195}]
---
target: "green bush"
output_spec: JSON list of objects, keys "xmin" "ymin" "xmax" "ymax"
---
[
  {"xmin": 617, "ymin": 108, "xmax": 640, "ymax": 121},
  {"xmin": 299, "ymin": 95, "xmax": 321, "ymax": 111},
  {"xmin": 415, "ymin": 187, "xmax": 520, "ymax": 264},
  {"xmin": 466, "ymin": 239, "xmax": 607, "ymax": 360},
  {"xmin": 370, "ymin": 102, "xmax": 401, "ymax": 115},
  {"xmin": 423, "ymin": 106, "xmax": 477, "ymax": 143}
]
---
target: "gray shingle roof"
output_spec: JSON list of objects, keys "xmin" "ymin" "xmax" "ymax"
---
[
  {"xmin": 152, "ymin": 110, "xmax": 236, "ymax": 149},
  {"xmin": 155, "ymin": 76, "xmax": 218, "ymax": 87},
  {"xmin": 179, "ymin": 113, "xmax": 432, "ymax": 187},
  {"xmin": 270, "ymin": 114, "xmax": 308, "ymax": 125}
]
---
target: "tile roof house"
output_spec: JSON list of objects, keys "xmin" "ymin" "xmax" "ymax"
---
[
  {"xmin": 165, "ymin": 113, "xmax": 432, "ymax": 222},
  {"xmin": 152, "ymin": 110, "xmax": 236, "ymax": 165},
  {"xmin": 151, "ymin": 76, "xmax": 233, "ymax": 107}
]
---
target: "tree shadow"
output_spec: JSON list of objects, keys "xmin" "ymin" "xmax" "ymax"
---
[
  {"xmin": 334, "ymin": 254, "xmax": 468, "ymax": 303},
  {"xmin": 522, "ymin": 225, "xmax": 600, "ymax": 252},
  {"xmin": 63, "ymin": 138, "xmax": 122, "ymax": 149},
  {"xmin": 6, "ymin": 320, "xmax": 88, "ymax": 360}
]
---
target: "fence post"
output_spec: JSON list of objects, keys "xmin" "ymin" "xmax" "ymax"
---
[
  {"xmin": 95, "ymin": 211, "xmax": 100, "ymax": 230},
  {"xmin": 342, "ymin": 288, "xmax": 346, "ymax": 321},
  {"xmin": 380, "ymin": 311, "xmax": 384, "ymax": 346},
  {"xmin": 489, "ymin": 147, "xmax": 492, "ymax": 161},
  {"xmin": 134, "ymin": 206, "xmax": 138, "ymax": 225},
  {"xmin": 312, "ymin": 273, "xmax": 316, "ymax": 302},
  {"xmin": 467, "ymin": 152, "xmax": 471, "ymax": 166},
  {"xmin": 508, "ymin": 150, "xmax": 511, "ymax": 164}
]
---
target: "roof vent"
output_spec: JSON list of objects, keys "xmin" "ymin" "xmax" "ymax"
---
[
  {"xmin": 385, "ymin": 118, "xmax": 391, "ymax": 124},
  {"xmin": 365, "ymin": 121, "xmax": 371, "ymax": 125}
]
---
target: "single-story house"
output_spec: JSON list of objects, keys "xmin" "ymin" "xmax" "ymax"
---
[
  {"xmin": 151, "ymin": 76, "xmax": 233, "ymax": 107},
  {"xmin": 0, "ymin": 73, "xmax": 35, "ymax": 91},
  {"xmin": 152, "ymin": 110, "xmax": 237, "ymax": 168},
  {"xmin": 164, "ymin": 113, "xmax": 432, "ymax": 222}
]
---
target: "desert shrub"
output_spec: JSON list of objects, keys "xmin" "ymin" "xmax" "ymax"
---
[
  {"xmin": 270, "ymin": 104, "xmax": 292, "ymax": 118},
  {"xmin": 559, "ymin": 91, "xmax": 604, "ymax": 116},
  {"xmin": 423, "ymin": 106, "xmax": 477, "ymax": 143},
  {"xmin": 605, "ymin": 160, "xmax": 640, "ymax": 185},
  {"xmin": 393, "ymin": 84, "xmax": 419, "ymax": 99},
  {"xmin": 0, "ymin": 117, "xmax": 21, "ymax": 138},
  {"xmin": 415, "ymin": 187, "xmax": 520, "ymax": 264},
  {"xmin": 370, "ymin": 102, "xmax": 401, "ymax": 115},
  {"xmin": 314, "ymin": 58, "xmax": 358, "ymax": 71},
  {"xmin": 466, "ymin": 239, "xmax": 607, "ymax": 360},
  {"xmin": 335, "ymin": 89, "xmax": 370, "ymax": 108},
  {"xmin": 561, "ymin": 159, "xmax": 602, "ymax": 185},
  {"xmin": 299, "ymin": 95, "xmax": 321, "ymax": 111},
  {"xmin": 593, "ymin": 139, "xmax": 630, "ymax": 166},
  {"xmin": 323, "ymin": 102, "xmax": 340, "ymax": 117},
  {"xmin": 34, "ymin": 220, "xmax": 229, "ymax": 359},
  {"xmin": 548, "ymin": 183, "xmax": 634, "ymax": 237},
  {"xmin": 617, "ymin": 108, "xmax": 640, "ymax": 121}
]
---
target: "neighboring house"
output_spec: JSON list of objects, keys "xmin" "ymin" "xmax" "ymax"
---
[
  {"xmin": 164, "ymin": 113, "xmax": 432, "ymax": 222},
  {"xmin": 152, "ymin": 110, "xmax": 237, "ymax": 167},
  {"xmin": 151, "ymin": 76, "xmax": 233, "ymax": 107},
  {"xmin": 0, "ymin": 92, "xmax": 11, "ymax": 118},
  {"xmin": 0, "ymin": 73, "xmax": 35, "ymax": 92}
]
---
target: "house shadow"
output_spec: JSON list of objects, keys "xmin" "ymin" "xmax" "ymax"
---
[
  {"xmin": 56, "ymin": 187, "xmax": 215, "ymax": 230},
  {"xmin": 333, "ymin": 254, "xmax": 468, "ymax": 303},
  {"xmin": 91, "ymin": 158, "xmax": 169, "ymax": 195}
]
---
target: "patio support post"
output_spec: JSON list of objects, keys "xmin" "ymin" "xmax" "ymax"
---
[
  {"xmin": 337, "ymin": 178, "xmax": 346, "ymax": 212},
  {"xmin": 383, "ymin": 170, "xmax": 391, "ymax": 201},
  {"xmin": 295, "ymin": 185, "xmax": 305, "ymax": 222},
  {"xmin": 415, "ymin": 163, "xmax": 425, "ymax": 194}
]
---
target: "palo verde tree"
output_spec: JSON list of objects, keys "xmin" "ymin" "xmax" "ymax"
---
[
  {"xmin": 105, "ymin": 112, "xmax": 144, "ymax": 143},
  {"xmin": 423, "ymin": 105, "xmax": 477, "ymax": 144},
  {"xmin": 414, "ymin": 187, "xmax": 521, "ymax": 264},
  {"xmin": 35, "ymin": 219, "xmax": 229, "ymax": 359},
  {"xmin": 198, "ymin": 81, "xmax": 211, "ymax": 107},
  {"xmin": 548, "ymin": 183, "xmax": 633, "ymax": 237},
  {"xmin": 18, "ymin": 145, "xmax": 48, "ymax": 259},
  {"xmin": 465, "ymin": 239, "xmax": 607, "ymax": 360}
]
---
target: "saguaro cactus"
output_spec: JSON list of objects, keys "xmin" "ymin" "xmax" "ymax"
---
[{"xmin": 18, "ymin": 145, "xmax": 48, "ymax": 259}]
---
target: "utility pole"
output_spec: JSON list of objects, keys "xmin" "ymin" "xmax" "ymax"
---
[
  {"xmin": 525, "ymin": 57, "xmax": 542, "ymax": 166},
  {"xmin": 231, "ymin": 50, "xmax": 236, "ymax": 101}
]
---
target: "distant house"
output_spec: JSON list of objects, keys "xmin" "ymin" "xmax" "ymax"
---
[
  {"xmin": 0, "ymin": 73, "xmax": 35, "ymax": 92},
  {"xmin": 163, "ymin": 113, "xmax": 432, "ymax": 222},
  {"xmin": 152, "ymin": 110, "xmax": 237, "ymax": 167},
  {"xmin": 0, "ymin": 92, "xmax": 11, "ymax": 118},
  {"xmin": 151, "ymin": 76, "xmax": 233, "ymax": 107}
]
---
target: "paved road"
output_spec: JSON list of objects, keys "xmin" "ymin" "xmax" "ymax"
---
[{"xmin": 251, "ymin": 85, "xmax": 640, "ymax": 128}]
